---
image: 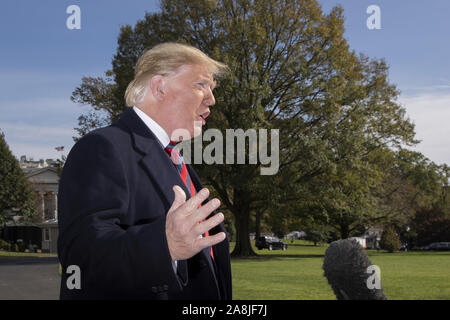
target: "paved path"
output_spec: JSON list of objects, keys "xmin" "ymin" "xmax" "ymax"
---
[{"xmin": 0, "ymin": 257, "xmax": 60, "ymax": 300}]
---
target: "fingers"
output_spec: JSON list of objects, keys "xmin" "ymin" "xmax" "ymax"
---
[
  {"xmin": 196, "ymin": 232, "xmax": 226, "ymax": 249},
  {"xmin": 182, "ymin": 187, "xmax": 211, "ymax": 213},
  {"xmin": 188, "ymin": 197, "xmax": 221, "ymax": 226},
  {"xmin": 169, "ymin": 185, "xmax": 186, "ymax": 213},
  {"xmin": 169, "ymin": 186, "xmax": 210, "ymax": 217},
  {"xmin": 194, "ymin": 212, "xmax": 224, "ymax": 236}
]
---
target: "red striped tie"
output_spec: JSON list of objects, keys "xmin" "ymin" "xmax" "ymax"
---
[{"xmin": 165, "ymin": 141, "xmax": 214, "ymax": 259}]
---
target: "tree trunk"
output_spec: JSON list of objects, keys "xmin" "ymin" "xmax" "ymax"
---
[
  {"xmin": 340, "ymin": 223, "xmax": 350, "ymax": 240},
  {"xmin": 255, "ymin": 209, "xmax": 262, "ymax": 240},
  {"xmin": 231, "ymin": 208, "xmax": 257, "ymax": 257}
]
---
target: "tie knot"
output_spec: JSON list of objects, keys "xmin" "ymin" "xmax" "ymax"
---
[
  {"xmin": 165, "ymin": 141, "xmax": 182, "ymax": 166},
  {"xmin": 164, "ymin": 140, "xmax": 177, "ymax": 155}
]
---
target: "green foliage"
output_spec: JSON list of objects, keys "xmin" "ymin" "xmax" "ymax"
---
[
  {"xmin": 411, "ymin": 207, "xmax": 450, "ymax": 246},
  {"xmin": 0, "ymin": 132, "xmax": 37, "ymax": 223},
  {"xmin": 0, "ymin": 238, "xmax": 11, "ymax": 251},
  {"xmin": 12, "ymin": 243, "xmax": 20, "ymax": 252},
  {"xmin": 304, "ymin": 229, "xmax": 330, "ymax": 246},
  {"xmin": 380, "ymin": 225, "xmax": 401, "ymax": 253}
]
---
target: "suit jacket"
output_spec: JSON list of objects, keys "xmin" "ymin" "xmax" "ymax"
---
[{"xmin": 57, "ymin": 107, "xmax": 232, "ymax": 300}]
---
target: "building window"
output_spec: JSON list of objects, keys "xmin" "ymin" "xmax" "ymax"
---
[{"xmin": 44, "ymin": 228, "xmax": 50, "ymax": 241}]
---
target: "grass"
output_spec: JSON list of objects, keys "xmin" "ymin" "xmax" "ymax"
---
[
  {"xmin": 230, "ymin": 240, "xmax": 450, "ymax": 300},
  {"xmin": 1, "ymin": 241, "xmax": 449, "ymax": 300},
  {"xmin": 0, "ymin": 250, "xmax": 57, "ymax": 259}
]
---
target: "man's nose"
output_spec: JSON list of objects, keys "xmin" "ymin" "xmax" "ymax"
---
[{"xmin": 204, "ymin": 88, "xmax": 216, "ymax": 106}]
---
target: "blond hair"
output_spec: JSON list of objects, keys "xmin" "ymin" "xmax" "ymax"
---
[{"xmin": 124, "ymin": 42, "xmax": 228, "ymax": 107}]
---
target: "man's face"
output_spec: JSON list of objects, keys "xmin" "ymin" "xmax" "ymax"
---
[{"xmin": 160, "ymin": 64, "xmax": 216, "ymax": 140}]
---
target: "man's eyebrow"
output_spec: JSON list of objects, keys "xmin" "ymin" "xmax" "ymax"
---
[{"xmin": 198, "ymin": 77, "xmax": 216, "ymax": 89}]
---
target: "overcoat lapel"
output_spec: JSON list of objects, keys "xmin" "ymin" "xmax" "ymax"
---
[{"xmin": 118, "ymin": 108, "xmax": 191, "ymax": 206}]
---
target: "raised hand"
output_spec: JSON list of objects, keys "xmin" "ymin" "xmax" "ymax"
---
[{"xmin": 165, "ymin": 185, "xmax": 225, "ymax": 261}]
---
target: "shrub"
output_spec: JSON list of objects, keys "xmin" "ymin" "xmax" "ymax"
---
[
  {"xmin": 12, "ymin": 243, "xmax": 19, "ymax": 252},
  {"xmin": 0, "ymin": 239, "xmax": 11, "ymax": 251},
  {"xmin": 380, "ymin": 226, "xmax": 401, "ymax": 253},
  {"xmin": 18, "ymin": 242, "xmax": 26, "ymax": 252}
]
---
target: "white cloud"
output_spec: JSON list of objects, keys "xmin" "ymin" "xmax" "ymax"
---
[{"xmin": 399, "ymin": 90, "xmax": 450, "ymax": 165}]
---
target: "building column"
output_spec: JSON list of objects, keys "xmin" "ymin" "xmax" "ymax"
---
[
  {"xmin": 39, "ymin": 191, "xmax": 46, "ymax": 221},
  {"xmin": 54, "ymin": 192, "xmax": 58, "ymax": 220}
]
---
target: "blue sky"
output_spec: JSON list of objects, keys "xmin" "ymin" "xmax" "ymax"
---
[{"xmin": 0, "ymin": 0, "xmax": 449, "ymax": 166}]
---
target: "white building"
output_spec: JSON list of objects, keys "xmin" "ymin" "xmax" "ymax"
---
[
  {"xmin": 26, "ymin": 167, "xmax": 60, "ymax": 253},
  {"xmin": 25, "ymin": 167, "xmax": 59, "ymax": 222}
]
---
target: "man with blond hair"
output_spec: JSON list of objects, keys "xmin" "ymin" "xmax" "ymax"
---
[{"xmin": 58, "ymin": 43, "xmax": 232, "ymax": 300}]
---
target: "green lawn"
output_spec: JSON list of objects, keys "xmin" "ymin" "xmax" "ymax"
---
[
  {"xmin": 1, "ymin": 242, "xmax": 449, "ymax": 300},
  {"xmin": 0, "ymin": 250, "xmax": 57, "ymax": 259},
  {"xmin": 230, "ymin": 240, "xmax": 450, "ymax": 300}
]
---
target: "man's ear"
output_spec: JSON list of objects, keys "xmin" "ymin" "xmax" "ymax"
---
[{"xmin": 149, "ymin": 75, "xmax": 166, "ymax": 100}]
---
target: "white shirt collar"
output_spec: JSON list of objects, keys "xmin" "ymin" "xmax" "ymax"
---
[{"xmin": 132, "ymin": 106, "xmax": 170, "ymax": 148}]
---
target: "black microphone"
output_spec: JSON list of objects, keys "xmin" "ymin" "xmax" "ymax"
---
[{"xmin": 322, "ymin": 239, "xmax": 387, "ymax": 300}]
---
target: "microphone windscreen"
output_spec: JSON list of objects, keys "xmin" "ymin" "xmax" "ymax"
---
[{"xmin": 323, "ymin": 239, "xmax": 387, "ymax": 300}]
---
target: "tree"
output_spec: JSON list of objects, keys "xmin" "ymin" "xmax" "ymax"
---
[
  {"xmin": 71, "ymin": 0, "xmax": 417, "ymax": 256},
  {"xmin": 373, "ymin": 149, "xmax": 448, "ymax": 230},
  {"xmin": 380, "ymin": 225, "xmax": 401, "ymax": 253},
  {"xmin": 0, "ymin": 131, "xmax": 37, "ymax": 223},
  {"xmin": 411, "ymin": 207, "xmax": 450, "ymax": 247}
]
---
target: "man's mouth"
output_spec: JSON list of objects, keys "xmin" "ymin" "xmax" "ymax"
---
[{"xmin": 199, "ymin": 112, "xmax": 210, "ymax": 125}]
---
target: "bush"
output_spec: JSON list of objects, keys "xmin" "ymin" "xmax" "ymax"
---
[
  {"xmin": 12, "ymin": 243, "xmax": 19, "ymax": 252},
  {"xmin": 305, "ymin": 228, "xmax": 330, "ymax": 246},
  {"xmin": 18, "ymin": 242, "xmax": 26, "ymax": 252},
  {"xmin": 0, "ymin": 239, "xmax": 11, "ymax": 251},
  {"xmin": 380, "ymin": 226, "xmax": 401, "ymax": 253}
]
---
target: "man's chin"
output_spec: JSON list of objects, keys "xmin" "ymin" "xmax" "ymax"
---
[
  {"xmin": 170, "ymin": 122, "xmax": 203, "ymax": 141},
  {"xmin": 193, "ymin": 125, "xmax": 202, "ymax": 138},
  {"xmin": 192, "ymin": 120, "xmax": 204, "ymax": 138}
]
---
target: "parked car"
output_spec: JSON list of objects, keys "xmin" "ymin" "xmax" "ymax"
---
[
  {"xmin": 255, "ymin": 236, "xmax": 288, "ymax": 251},
  {"xmin": 422, "ymin": 242, "xmax": 450, "ymax": 251}
]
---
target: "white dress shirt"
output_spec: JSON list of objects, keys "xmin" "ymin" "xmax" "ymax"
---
[
  {"xmin": 133, "ymin": 106, "xmax": 170, "ymax": 148},
  {"xmin": 132, "ymin": 106, "xmax": 178, "ymax": 273}
]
